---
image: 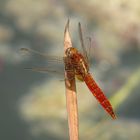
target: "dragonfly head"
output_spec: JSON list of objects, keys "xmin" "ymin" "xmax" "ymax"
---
[{"xmin": 65, "ymin": 47, "xmax": 78, "ymax": 58}]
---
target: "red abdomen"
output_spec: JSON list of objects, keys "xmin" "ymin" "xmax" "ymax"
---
[{"xmin": 84, "ymin": 73, "xmax": 116, "ymax": 119}]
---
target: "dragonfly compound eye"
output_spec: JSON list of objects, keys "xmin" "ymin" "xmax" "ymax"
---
[
  {"xmin": 65, "ymin": 47, "xmax": 78, "ymax": 57},
  {"xmin": 66, "ymin": 48, "xmax": 73, "ymax": 57}
]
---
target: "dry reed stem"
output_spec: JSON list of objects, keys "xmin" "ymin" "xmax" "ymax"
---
[{"xmin": 64, "ymin": 20, "xmax": 79, "ymax": 140}]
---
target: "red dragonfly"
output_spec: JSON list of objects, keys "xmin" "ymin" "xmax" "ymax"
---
[{"xmin": 21, "ymin": 22, "xmax": 116, "ymax": 119}]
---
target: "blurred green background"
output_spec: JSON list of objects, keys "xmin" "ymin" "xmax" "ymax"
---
[{"xmin": 0, "ymin": 0, "xmax": 140, "ymax": 140}]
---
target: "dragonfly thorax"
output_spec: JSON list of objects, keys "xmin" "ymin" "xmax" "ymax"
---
[{"xmin": 65, "ymin": 47, "xmax": 89, "ymax": 80}]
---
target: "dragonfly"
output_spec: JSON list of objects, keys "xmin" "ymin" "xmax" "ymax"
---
[{"xmin": 21, "ymin": 22, "xmax": 116, "ymax": 119}]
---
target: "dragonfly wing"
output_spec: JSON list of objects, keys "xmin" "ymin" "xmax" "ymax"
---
[
  {"xmin": 20, "ymin": 48, "xmax": 63, "ymax": 62},
  {"xmin": 78, "ymin": 22, "xmax": 89, "ymax": 63},
  {"xmin": 24, "ymin": 67, "xmax": 63, "ymax": 74},
  {"xmin": 85, "ymin": 37, "xmax": 92, "ymax": 67}
]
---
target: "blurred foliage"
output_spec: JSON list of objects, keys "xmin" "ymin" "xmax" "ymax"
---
[
  {"xmin": 0, "ymin": 0, "xmax": 140, "ymax": 140},
  {"xmin": 111, "ymin": 67, "xmax": 140, "ymax": 109}
]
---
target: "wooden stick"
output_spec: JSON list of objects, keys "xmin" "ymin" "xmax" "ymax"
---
[{"xmin": 64, "ymin": 20, "xmax": 79, "ymax": 140}]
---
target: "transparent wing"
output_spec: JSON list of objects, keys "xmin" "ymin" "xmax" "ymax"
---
[
  {"xmin": 20, "ymin": 48, "xmax": 63, "ymax": 62},
  {"xmin": 20, "ymin": 47, "xmax": 81, "ymax": 69},
  {"xmin": 86, "ymin": 37, "xmax": 92, "ymax": 67},
  {"xmin": 20, "ymin": 47, "xmax": 66, "ymax": 77},
  {"xmin": 24, "ymin": 67, "xmax": 63, "ymax": 74},
  {"xmin": 78, "ymin": 22, "xmax": 89, "ymax": 63}
]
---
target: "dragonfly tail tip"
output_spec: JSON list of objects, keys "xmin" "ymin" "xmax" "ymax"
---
[{"xmin": 111, "ymin": 113, "xmax": 117, "ymax": 120}]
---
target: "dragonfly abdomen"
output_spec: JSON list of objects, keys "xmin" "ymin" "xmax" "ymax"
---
[{"xmin": 83, "ymin": 73, "xmax": 116, "ymax": 119}]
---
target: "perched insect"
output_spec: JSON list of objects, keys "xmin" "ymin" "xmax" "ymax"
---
[
  {"xmin": 21, "ymin": 22, "xmax": 116, "ymax": 119},
  {"xmin": 65, "ymin": 47, "xmax": 116, "ymax": 119}
]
